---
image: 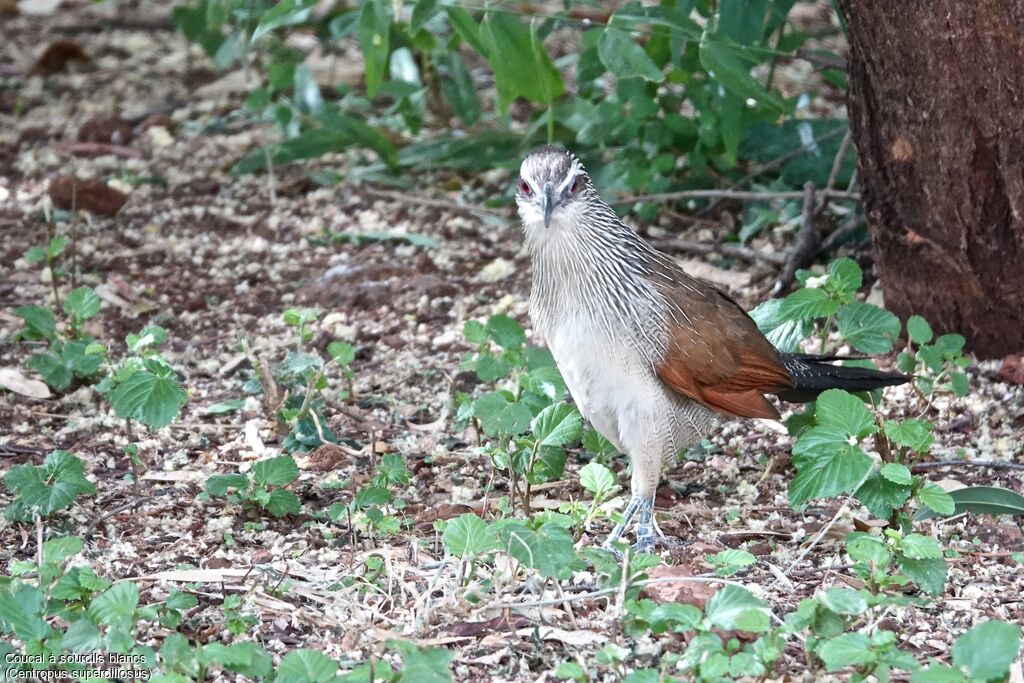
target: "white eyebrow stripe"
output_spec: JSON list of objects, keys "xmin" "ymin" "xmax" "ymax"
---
[{"xmin": 555, "ymin": 156, "xmax": 582, "ymax": 193}]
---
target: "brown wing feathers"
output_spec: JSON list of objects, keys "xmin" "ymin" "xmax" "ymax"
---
[{"xmin": 651, "ymin": 273, "xmax": 794, "ymax": 420}]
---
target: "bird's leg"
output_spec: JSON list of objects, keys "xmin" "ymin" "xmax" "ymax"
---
[
  {"xmin": 601, "ymin": 495, "xmax": 642, "ymax": 551},
  {"xmin": 632, "ymin": 495, "xmax": 656, "ymax": 553}
]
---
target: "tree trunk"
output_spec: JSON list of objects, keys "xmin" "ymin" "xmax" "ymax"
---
[{"xmin": 837, "ymin": 0, "xmax": 1024, "ymax": 358}]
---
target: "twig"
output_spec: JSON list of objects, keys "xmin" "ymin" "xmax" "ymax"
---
[
  {"xmin": 648, "ymin": 238, "xmax": 787, "ymax": 266},
  {"xmin": 911, "ymin": 461, "xmax": 1024, "ymax": 473},
  {"xmin": 363, "ymin": 187, "xmax": 506, "ymax": 218},
  {"xmin": 772, "ymin": 181, "xmax": 820, "ymax": 295},
  {"xmin": 820, "ymin": 129, "xmax": 853, "ymax": 207},
  {"xmin": 82, "ymin": 494, "xmax": 158, "ymax": 539},
  {"xmin": 613, "ymin": 188, "xmax": 859, "ymax": 206},
  {"xmin": 817, "ymin": 209, "xmax": 865, "ymax": 255}
]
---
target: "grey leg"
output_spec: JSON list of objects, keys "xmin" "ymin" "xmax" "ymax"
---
[{"xmin": 601, "ymin": 495, "xmax": 656, "ymax": 553}]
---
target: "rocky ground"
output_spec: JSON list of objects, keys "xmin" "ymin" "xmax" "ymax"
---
[{"xmin": 1, "ymin": 1, "xmax": 1022, "ymax": 681}]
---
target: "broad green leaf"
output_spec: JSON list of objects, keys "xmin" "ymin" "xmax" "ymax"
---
[
  {"xmin": 463, "ymin": 320, "xmax": 487, "ymax": 345},
  {"xmin": 911, "ymin": 663, "xmax": 965, "ymax": 683},
  {"xmin": 949, "ymin": 371, "xmax": 969, "ymax": 397},
  {"xmin": 814, "ymin": 389, "xmax": 877, "ymax": 439},
  {"xmin": 836, "ymin": 302, "xmax": 901, "ymax": 354},
  {"xmin": 718, "ymin": 0, "xmax": 768, "ymax": 44},
  {"xmin": 817, "ymin": 633, "xmax": 875, "ymax": 671},
  {"xmin": 0, "ymin": 583, "xmax": 48, "ymax": 640},
  {"xmin": 880, "ymin": 463, "xmax": 912, "ymax": 485},
  {"xmin": 410, "ymin": 0, "xmax": 440, "ymax": 33},
  {"xmin": 252, "ymin": 456, "xmax": 299, "ymax": 487},
  {"xmin": 790, "ymin": 436, "xmax": 872, "ymax": 509},
  {"xmin": 896, "ymin": 556, "xmax": 947, "ymax": 595},
  {"xmin": 318, "ymin": 111, "xmax": 398, "ymax": 169},
  {"xmin": 223, "ymin": 642, "xmax": 274, "ymax": 678},
  {"xmin": 474, "ymin": 391, "xmax": 533, "ymax": 437},
  {"xmin": 532, "ymin": 403, "xmax": 583, "ymax": 448},
  {"xmin": 906, "ymin": 315, "xmax": 933, "ymax": 344},
  {"xmin": 916, "ymin": 482, "xmax": 955, "ymax": 516},
  {"xmin": 845, "ymin": 532, "xmax": 890, "ymax": 565},
  {"xmin": 388, "ymin": 640, "xmax": 453, "ymax": 683},
  {"xmin": 43, "ymin": 536, "xmax": 83, "ymax": 566},
  {"xmin": 108, "ymin": 368, "xmax": 187, "ymax": 429},
  {"xmin": 698, "ymin": 21, "xmax": 785, "ymax": 112},
  {"xmin": 749, "ymin": 298, "xmax": 812, "ymax": 352},
  {"xmin": 579, "ymin": 462, "xmax": 617, "ymax": 496},
  {"xmin": 441, "ymin": 513, "xmax": 497, "ymax": 557},
  {"xmin": 884, "ymin": 419, "xmax": 934, "ymax": 453},
  {"xmin": 707, "ymin": 549, "xmax": 756, "ymax": 577},
  {"xmin": 60, "ymin": 618, "xmax": 104, "ymax": 652},
  {"xmin": 951, "ymin": 620, "xmax": 1021, "ymax": 682},
  {"xmin": 827, "ymin": 257, "xmax": 863, "ymax": 295},
  {"xmin": 916, "ymin": 485, "xmax": 1024, "ymax": 520},
  {"xmin": 496, "ymin": 521, "xmax": 576, "ymax": 579},
  {"xmin": 855, "ymin": 471, "xmax": 911, "ymax": 519},
  {"xmin": 705, "ymin": 585, "xmax": 771, "ymax": 633},
  {"xmin": 598, "ymin": 26, "xmax": 664, "ymax": 82},
  {"xmin": 63, "ymin": 287, "xmax": 101, "ymax": 323},
  {"xmin": 358, "ymin": 0, "xmax": 391, "ymax": 99},
  {"xmin": 820, "ymin": 588, "xmax": 869, "ymax": 616},
  {"xmin": 901, "ymin": 533, "xmax": 943, "ymax": 560},
  {"xmin": 446, "ymin": 7, "xmax": 487, "ymax": 55},
  {"xmin": 251, "ymin": 0, "xmax": 318, "ymax": 42},
  {"xmin": 779, "ymin": 287, "xmax": 839, "ymax": 321},
  {"xmin": 486, "ymin": 315, "xmax": 525, "ymax": 350},
  {"xmin": 88, "ymin": 581, "xmax": 139, "ymax": 626},
  {"xmin": 479, "ymin": 11, "xmax": 563, "ymax": 113},
  {"xmin": 14, "ymin": 305, "xmax": 57, "ymax": 341},
  {"xmin": 264, "ymin": 489, "xmax": 301, "ymax": 517},
  {"xmin": 205, "ymin": 473, "xmax": 250, "ymax": 497},
  {"xmin": 276, "ymin": 649, "xmax": 338, "ymax": 683},
  {"xmin": 649, "ymin": 603, "xmax": 702, "ymax": 633}
]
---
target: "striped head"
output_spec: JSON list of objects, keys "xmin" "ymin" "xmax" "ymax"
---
[{"xmin": 515, "ymin": 146, "xmax": 593, "ymax": 232}]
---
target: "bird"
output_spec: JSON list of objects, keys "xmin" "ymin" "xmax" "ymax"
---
[{"xmin": 514, "ymin": 145, "xmax": 909, "ymax": 553}]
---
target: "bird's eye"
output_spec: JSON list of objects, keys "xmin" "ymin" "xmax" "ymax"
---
[
  {"xmin": 519, "ymin": 179, "xmax": 532, "ymax": 195},
  {"xmin": 570, "ymin": 177, "xmax": 580, "ymax": 194}
]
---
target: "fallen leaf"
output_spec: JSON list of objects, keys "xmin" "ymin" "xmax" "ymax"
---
[
  {"xmin": 30, "ymin": 39, "xmax": 89, "ymax": 75},
  {"xmin": 0, "ymin": 367, "xmax": 51, "ymax": 399},
  {"xmin": 642, "ymin": 563, "xmax": 718, "ymax": 610},
  {"xmin": 999, "ymin": 354, "xmax": 1024, "ymax": 386},
  {"xmin": 49, "ymin": 176, "xmax": 127, "ymax": 216}
]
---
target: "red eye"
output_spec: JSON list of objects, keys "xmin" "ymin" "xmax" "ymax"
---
[
  {"xmin": 570, "ymin": 178, "xmax": 580, "ymax": 193},
  {"xmin": 519, "ymin": 179, "xmax": 532, "ymax": 195}
]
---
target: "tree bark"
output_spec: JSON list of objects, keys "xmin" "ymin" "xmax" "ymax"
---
[{"xmin": 837, "ymin": 0, "xmax": 1024, "ymax": 358}]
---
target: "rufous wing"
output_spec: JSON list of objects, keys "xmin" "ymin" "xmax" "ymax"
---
[{"xmin": 651, "ymin": 270, "xmax": 794, "ymax": 420}]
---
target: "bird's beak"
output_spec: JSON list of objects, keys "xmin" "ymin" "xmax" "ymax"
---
[{"xmin": 542, "ymin": 183, "xmax": 555, "ymax": 228}]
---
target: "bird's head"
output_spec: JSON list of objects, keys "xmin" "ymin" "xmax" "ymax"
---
[{"xmin": 515, "ymin": 146, "xmax": 591, "ymax": 230}]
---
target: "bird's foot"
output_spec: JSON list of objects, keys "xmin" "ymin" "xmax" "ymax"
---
[{"xmin": 601, "ymin": 494, "xmax": 657, "ymax": 558}]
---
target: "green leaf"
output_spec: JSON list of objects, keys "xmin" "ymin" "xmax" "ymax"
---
[
  {"xmin": 250, "ymin": 0, "xmax": 318, "ymax": 42},
  {"xmin": 252, "ymin": 456, "xmax": 299, "ymax": 487},
  {"xmin": 4, "ymin": 451, "xmax": 96, "ymax": 520},
  {"xmin": 827, "ymin": 257, "xmax": 863, "ymax": 295},
  {"xmin": 441, "ymin": 513, "xmax": 497, "ymax": 557},
  {"xmin": 597, "ymin": 26, "xmax": 664, "ymax": 82},
  {"xmin": 836, "ymin": 302, "xmax": 901, "ymax": 354},
  {"xmin": 819, "ymin": 588, "xmax": 869, "ymax": 616},
  {"xmin": 884, "ymin": 419, "xmax": 934, "ymax": 453},
  {"xmin": 463, "ymin": 320, "xmax": 487, "ymax": 345},
  {"xmin": 63, "ymin": 287, "xmax": 101, "ymax": 323},
  {"xmin": 479, "ymin": 11, "xmax": 564, "ymax": 114},
  {"xmin": 438, "ymin": 52, "xmax": 480, "ymax": 126},
  {"xmin": 222, "ymin": 642, "xmax": 273, "ymax": 678},
  {"xmin": 649, "ymin": 602, "xmax": 702, "ymax": 633},
  {"xmin": 707, "ymin": 549, "xmax": 756, "ymax": 577},
  {"xmin": 897, "ymin": 556, "xmax": 947, "ymax": 595},
  {"xmin": 276, "ymin": 649, "xmax": 338, "ymax": 683},
  {"xmin": 790, "ymin": 434, "xmax": 872, "ymax": 509},
  {"xmin": 88, "ymin": 581, "xmax": 139, "ymax": 626},
  {"xmin": 358, "ymin": 0, "xmax": 391, "ymax": 99},
  {"xmin": 579, "ymin": 462, "xmax": 617, "ymax": 497},
  {"xmin": 845, "ymin": 532, "xmax": 891, "ymax": 565},
  {"xmin": 952, "ymin": 620, "xmax": 1021, "ymax": 682},
  {"xmin": 445, "ymin": 7, "xmax": 487, "ymax": 55},
  {"xmin": 496, "ymin": 521, "xmax": 576, "ymax": 579},
  {"xmin": 60, "ymin": 618, "xmax": 104, "ymax": 652},
  {"xmin": 814, "ymin": 389, "xmax": 878, "ymax": 439},
  {"xmin": 817, "ymin": 633, "xmax": 875, "ymax": 671},
  {"xmin": 950, "ymin": 371, "xmax": 969, "ymax": 397},
  {"xmin": 486, "ymin": 314, "xmax": 525, "ymax": 350},
  {"xmin": 779, "ymin": 288, "xmax": 839, "ymax": 321},
  {"xmin": 717, "ymin": 0, "xmax": 768, "ymax": 44},
  {"xmin": 705, "ymin": 585, "xmax": 771, "ymax": 633},
  {"xmin": 388, "ymin": 640, "xmax": 453, "ymax": 683},
  {"xmin": 901, "ymin": 533, "xmax": 943, "ymax": 560},
  {"xmin": 916, "ymin": 485, "xmax": 1024, "ymax": 520},
  {"xmin": 205, "ymin": 473, "xmax": 250, "ymax": 497},
  {"xmin": 749, "ymin": 298, "xmax": 812, "ymax": 352},
  {"xmin": 410, "ymin": 0, "xmax": 440, "ymax": 33},
  {"xmin": 14, "ymin": 305, "xmax": 57, "ymax": 341},
  {"xmin": 906, "ymin": 315, "xmax": 933, "ymax": 344},
  {"xmin": 532, "ymin": 403, "xmax": 583, "ymax": 448},
  {"xmin": 699, "ymin": 20, "xmax": 785, "ymax": 112},
  {"xmin": 329, "ymin": 339, "xmax": 358, "ymax": 366},
  {"xmin": 916, "ymin": 482, "xmax": 955, "ymax": 516},
  {"xmin": 880, "ymin": 463, "xmax": 912, "ymax": 486},
  {"xmin": 0, "ymin": 583, "xmax": 48, "ymax": 640},
  {"xmin": 264, "ymin": 489, "xmax": 301, "ymax": 517},
  {"xmin": 474, "ymin": 391, "xmax": 533, "ymax": 437},
  {"xmin": 912, "ymin": 663, "xmax": 965, "ymax": 683},
  {"xmin": 855, "ymin": 471, "xmax": 911, "ymax": 519},
  {"xmin": 43, "ymin": 536, "xmax": 83, "ymax": 567},
  {"xmin": 318, "ymin": 111, "xmax": 398, "ymax": 169},
  {"xmin": 107, "ymin": 368, "xmax": 187, "ymax": 429}
]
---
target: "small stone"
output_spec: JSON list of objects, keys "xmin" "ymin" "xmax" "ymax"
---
[{"xmin": 479, "ymin": 257, "xmax": 515, "ymax": 282}]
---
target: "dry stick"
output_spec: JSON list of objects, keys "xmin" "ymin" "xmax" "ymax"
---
[
  {"xmin": 772, "ymin": 181, "xmax": 820, "ymax": 295},
  {"xmin": 911, "ymin": 460, "xmax": 1024, "ymax": 473},
  {"xmin": 613, "ymin": 188, "xmax": 859, "ymax": 205},
  {"xmin": 648, "ymin": 238, "xmax": 787, "ymax": 266}
]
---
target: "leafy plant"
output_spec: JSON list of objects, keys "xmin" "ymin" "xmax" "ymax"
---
[
  {"xmin": 328, "ymin": 452, "xmax": 410, "ymax": 538},
  {"xmin": 898, "ymin": 315, "xmax": 971, "ymax": 398},
  {"xmin": 14, "ymin": 289, "xmax": 105, "ymax": 392},
  {"xmin": 3, "ymin": 451, "xmax": 96, "ymax": 522},
  {"xmin": 205, "ymin": 455, "xmax": 302, "ymax": 518}
]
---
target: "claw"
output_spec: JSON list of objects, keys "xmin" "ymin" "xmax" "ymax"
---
[{"xmin": 601, "ymin": 494, "xmax": 656, "ymax": 553}]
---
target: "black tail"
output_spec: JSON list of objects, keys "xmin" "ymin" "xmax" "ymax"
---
[{"xmin": 775, "ymin": 353, "xmax": 910, "ymax": 403}]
